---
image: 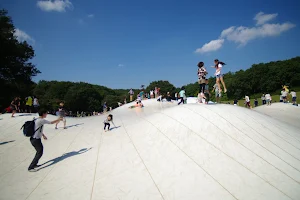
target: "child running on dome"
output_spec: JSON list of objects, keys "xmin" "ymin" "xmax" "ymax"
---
[
  {"xmin": 129, "ymin": 100, "xmax": 144, "ymax": 109},
  {"xmin": 55, "ymin": 102, "xmax": 67, "ymax": 129},
  {"xmin": 213, "ymin": 59, "xmax": 227, "ymax": 93},
  {"xmin": 104, "ymin": 114, "xmax": 116, "ymax": 132}
]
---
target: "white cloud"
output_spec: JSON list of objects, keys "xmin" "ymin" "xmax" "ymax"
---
[
  {"xmin": 254, "ymin": 12, "xmax": 278, "ymax": 25},
  {"xmin": 195, "ymin": 11, "xmax": 296, "ymax": 53},
  {"xmin": 118, "ymin": 64, "xmax": 125, "ymax": 67},
  {"xmin": 14, "ymin": 29, "xmax": 35, "ymax": 44},
  {"xmin": 37, "ymin": 0, "xmax": 73, "ymax": 12},
  {"xmin": 221, "ymin": 22, "xmax": 295, "ymax": 45},
  {"xmin": 87, "ymin": 14, "xmax": 94, "ymax": 18},
  {"xmin": 195, "ymin": 39, "xmax": 224, "ymax": 53}
]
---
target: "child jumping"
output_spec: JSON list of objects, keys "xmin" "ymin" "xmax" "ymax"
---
[
  {"xmin": 214, "ymin": 59, "xmax": 227, "ymax": 93},
  {"xmin": 104, "ymin": 114, "xmax": 116, "ymax": 132}
]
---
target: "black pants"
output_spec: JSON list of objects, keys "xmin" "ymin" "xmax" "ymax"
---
[
  {"xmin": 29, "ymin": 138, "xmax": 43, "ymax": 169},
  {"xmin": 178, "ymin": 97, "xmax": 184, "ymax": 105},
  {"xmin": 104, "ymin": 123, "xmax": 110, "ymax": 130},
  {"xmin": 199, "ymin": 83, "xmax": 205, "ymax": 93}
]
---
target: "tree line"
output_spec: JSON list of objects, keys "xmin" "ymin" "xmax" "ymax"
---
[{"xmin": 1, "ymin": 9, "xmax": 299, "ymax": 112}]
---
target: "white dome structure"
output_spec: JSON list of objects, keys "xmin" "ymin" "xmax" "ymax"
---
[{"xmin": 0, "ymin": 99, "xmax": 299, "ymax": 200}]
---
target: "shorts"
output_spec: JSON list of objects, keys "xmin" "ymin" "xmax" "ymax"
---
[
  {"xmin": 266, "ymin": 99, "xmax": 270, "ymax": 103},
  {"xmin": 215, "ymin": 91, "xmax": 221, "ymax": 97},
  {"xmin": 292, "ymin": 97, "xmax": 297, "ymax": 101},
  {"xmin": 282, "ymin": 96, "xmax": 287, "ymax": 99},
  {"xmin": 216, "ymin": 74, "xmax": 223, "ymax": 78},
  {"xmin": 58, "ymin": 116, "xmax": 66, "ymax": 122},
  {"xmin": 10, "ymin": 105, "xmax": 16, "ymax": 111},
  {"xmin": 246, "ymin": 102, "xmax": 250, "ymax": 107}
]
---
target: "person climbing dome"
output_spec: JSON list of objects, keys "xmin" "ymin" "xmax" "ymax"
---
[
  {"xmin": 245, "ymin": 95, "xmax": 251, "ymax": 108},
  {"xmin": 213, "ymin": 59, "xmax": 227, "ymax": 93},
  {"xmin": 104, "ymin": 114, "xmax": 116, "ymax": 132},
  {"xmin": 178, "ymin": 87, "xmax": 185, "ymax": 105}
]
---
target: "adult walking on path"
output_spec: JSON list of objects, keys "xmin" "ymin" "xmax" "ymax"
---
[{"xmin": 28, "ymin": 109, "xmax": 61, "ymax": 172}]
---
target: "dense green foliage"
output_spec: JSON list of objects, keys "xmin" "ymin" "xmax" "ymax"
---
[
  {"xmin": 0, "ymin": 9, "xmax": 40, "ymax": 108},
  {"xmin": 33, "ymin": 81, "xmax": 126, "ymax": 112},
  {"xmin": 1, "ymin": 9, "xmax": 299, "ymax": 112}
]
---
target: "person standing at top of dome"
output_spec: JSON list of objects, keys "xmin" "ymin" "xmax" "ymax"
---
[
  {"xmin": 129, "ymin": 89, "xmax": 134, "ymax": 102},
  {"xmin": 197, "ymin": 62, "xmax": 207, "ymax": 94},
  {"xmin": 214, "ymin": 59, "xmax": 227, "ymax": 93}
]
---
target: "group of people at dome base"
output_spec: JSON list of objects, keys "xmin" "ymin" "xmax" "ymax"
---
[
  {"xmin": 6, "ymin": 96, "xmax": 40, "ymax": 117},
  {"xmin": 240, "ymin": 85, "xmax": 297, "ymax": 109},
  {"xmin": 279, "ymin": 85, "xmax": 298, "ymax": 105},
  {"xmin": 127, "ymin": 59, "xmax": 227, "ymax": 107}
]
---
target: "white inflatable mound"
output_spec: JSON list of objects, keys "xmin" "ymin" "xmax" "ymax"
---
[
  {"xmin": 254, "ymin": 102, "xmax": 300, "ymax": 129},
  {"xmin": 0, "ymin": 100, "xmax": 300, "ymax": 200}
]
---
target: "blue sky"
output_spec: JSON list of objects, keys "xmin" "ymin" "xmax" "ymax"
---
[{"xmin": 3, "ymin": 0, "xmax": 300, "ymax": 89}]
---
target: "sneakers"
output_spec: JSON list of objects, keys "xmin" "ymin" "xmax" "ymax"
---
[{"xmin": 28, "ymin": 168, "xmax": 38, "ymax": 172}]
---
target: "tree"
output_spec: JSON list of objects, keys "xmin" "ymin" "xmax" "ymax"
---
[
  {"xmin": 0, "ymin": 9, "xmax": 40, "ymax": 108},
  {"xmin": 64, "ymin": 83, "xmax": 103, "ymax": 112},
  {"xmin": 146, "ymin": 80, "xmax": 176, "ymax": 97}
]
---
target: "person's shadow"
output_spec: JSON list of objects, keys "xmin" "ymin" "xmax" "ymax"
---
[
  {"xmin": 38, "ymin": 148, "xmax": 92, "ymax": 171},
  {"xmin": 17, "ymin": 114, "xmax": 36, "ymax": 117},
  {"xmin": 0, "ymin": 140, "xmax": 15, "ymax": 145},
  {"xmin": 65, "ymin": 123, "xmax": 84, "ymax": 129},
  {"xmin": 110, "ymin": 126, "xmax": 121, "ymax": 130}
]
